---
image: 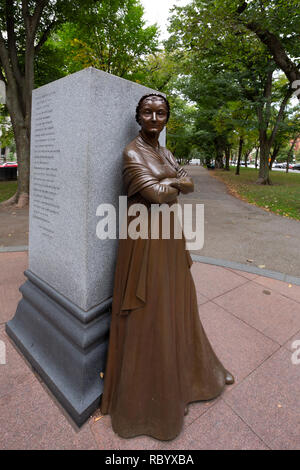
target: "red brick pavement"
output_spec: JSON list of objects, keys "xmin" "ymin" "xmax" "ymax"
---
[{"xmin": 0, "ymin": 252, "xmax": 299, "ymax": 450}]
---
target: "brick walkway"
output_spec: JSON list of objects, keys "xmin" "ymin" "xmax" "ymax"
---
[{"xmin": 0, "ymin": 251, "xmax": 300, "ymax": 450}]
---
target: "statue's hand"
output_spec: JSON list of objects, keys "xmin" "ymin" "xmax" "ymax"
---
[
  {"xmin": 169, "ymin": 177, "xmax": 194, "ymax": 194},
  {"xmin": 157, "ymin": 178, "xmax": 179, "ymax": 198},
  {"xmin": 159, "ymin": 177, "xmax": 179, "ymax": 187}
]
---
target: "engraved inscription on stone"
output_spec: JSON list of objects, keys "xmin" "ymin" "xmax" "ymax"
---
[{"xmin": 32, "ymin": 91, "xmax": 60, "ymax": 239}]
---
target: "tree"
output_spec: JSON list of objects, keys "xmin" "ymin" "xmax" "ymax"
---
[
  {"xmin": 168, "ymin": 63, "xmax": 244, "ymax": 169},
  {"xmin": 269, "ymin": 107, "xmax": 300, "ymax": 168},
  {"xmin": 55, "ymin": 0, "xmax": 159, "ymax": 80},
  {"xmin": 171, "ymin": 0, "xmax": 300, "ymax": 95},
  {"xmin": 235, "ymin": 0, "xmax": 300, "ymax": 94},
  {"xmin": 166, "ymin": 95, "xmax": 196, "ymax": 163},
  {"xmin": 286, "ymin": 133, "xmax": 300, "ymax": 172},
  {"xmin": 0, "ymin": 0, "xmax": 158, "ymax": 207},
  {"xmin": 134, "ymin": 52, "xmax": 178, "ymax": 93},
  {"xmin": 253, "ymin": 67, "xmax": 294, "ymax": 183},
  {"xmin": 166, "ymin": 0, "xmax": 296, "ymax": 183},
  {"xmin": 213, "ymin": 98, "xmax": 258, "ymax": 173},
  {"xmin": 0, "ymin": 0, "xmax": 94, "ymax": 207}
]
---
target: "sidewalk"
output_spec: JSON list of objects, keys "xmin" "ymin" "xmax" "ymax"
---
[
  {"xmin": 2, "ymin": 166, "xmax": 300, "ymax": 277},
  {"xmin": 181, "ymin": 166, "xmax": 300, "ymax": 277},
  {"xmin": 1, "ymin": 251, "xmax": 300, "ymax": 450},
  {"xmin": 0, "ymin": 205, "xmax": 29, "ymax": 248}
]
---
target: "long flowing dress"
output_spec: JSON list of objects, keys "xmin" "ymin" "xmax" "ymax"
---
[{"xmin": 100, "ymin": 133, "xmax": 229, "ymax": 441}]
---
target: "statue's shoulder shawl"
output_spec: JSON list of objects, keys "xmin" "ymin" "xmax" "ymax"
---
[{"xmin": 122, "ymin": 136, "xmax": 159, "ymax": 197}]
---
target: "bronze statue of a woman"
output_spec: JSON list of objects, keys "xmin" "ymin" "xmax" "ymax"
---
[{"xmin": 100, "ymin": 94, "xmax": 234, "ymax": 441}]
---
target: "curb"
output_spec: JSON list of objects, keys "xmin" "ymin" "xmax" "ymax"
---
[
  {"xmin": 0, "ymin": 245, "xmax": 29, "ymax": 253},
  {"xmin": 191, "ymin": 254, "xmax": 300, "ymax": 286},
  {"xmin": 1, "ymin": 245, "xmax": 300, "ymax": 287}
]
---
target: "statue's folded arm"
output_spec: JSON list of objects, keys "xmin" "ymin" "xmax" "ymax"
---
[
  {"xmin": 163, "ymin": 150, "xmax": 194, "ymax": 195},
  {"xmin": 123, "ymin": 149, "xmax": 179, "ymax": 204}
]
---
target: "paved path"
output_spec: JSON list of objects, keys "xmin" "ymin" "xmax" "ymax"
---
[
  {"xmin": 0, "ymin": 205, "xmax": 28, "ymax": 248},
  {"xmin": 1, "ymin": 166, "xmax": 300, "ymax": 278},
  {"xmin": 1, "ymin": 252, "xmax": 300, "ymax": 450},
  {"xmin": 181, "ymin": 166, "xmax": 300, "ymax": 278}
]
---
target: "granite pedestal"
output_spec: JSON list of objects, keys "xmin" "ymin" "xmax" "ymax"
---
[{"xmin": 6, "ymin": 67, "xmax": 165, "ymax": 426}]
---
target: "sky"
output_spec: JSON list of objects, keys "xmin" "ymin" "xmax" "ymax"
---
[{"xmin": 140, "ymin": 0, "xmax": 190, "ymax": 41}]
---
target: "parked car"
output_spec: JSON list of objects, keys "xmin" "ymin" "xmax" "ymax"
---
[
  {"xmin": 277, "ymin": 162, "xmax": 293, "ymax": 169},
  {"xmin": 292, "ymin": 163, "xmax": 300, "ymax": 170},
  {"xmin": 0, "ymin": 161, "xmax": 18, "ymax": 167}
]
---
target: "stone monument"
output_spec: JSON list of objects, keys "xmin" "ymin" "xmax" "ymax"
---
[{"xmin": 6, "ymin": 67, "xmax": 165, "ymax": 426}]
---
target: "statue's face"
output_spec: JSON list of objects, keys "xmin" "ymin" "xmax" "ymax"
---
[{"xmin": 139, "ymin": 97, "xmax": 168, "ymax": 135}]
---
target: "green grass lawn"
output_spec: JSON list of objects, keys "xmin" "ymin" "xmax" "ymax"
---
[
  {"xmin": 0, "ymin": 180, "xmax": 17, "ymax": 203},
  {"xmin": 214, "ymin": 166, "xmax": 300, "ymax": 220}
]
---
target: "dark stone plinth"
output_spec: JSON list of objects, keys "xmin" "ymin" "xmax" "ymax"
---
[{"xmin": 5, "ymin": 270, "xmax": 111, "ymax": 427}]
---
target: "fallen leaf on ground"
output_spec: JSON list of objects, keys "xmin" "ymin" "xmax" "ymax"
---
[
  {"xmin": 263, "ymin": 290, "xmax": 271, "ymax": 295},
  {"xmin": 246, "ymin": 259, "xmax": 253, "ymax": 263},
  {"xmin": 94, "ymin": 416, "xmax": 104, "ymax": 422},
  {"xmin": 258, "ymin": 264, "xmax": 266, "ymax": 268}
]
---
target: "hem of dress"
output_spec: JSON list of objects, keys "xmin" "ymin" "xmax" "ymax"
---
[{"xmin": 99, "ymin": 383, "xmax": 227, "ymax": 442}]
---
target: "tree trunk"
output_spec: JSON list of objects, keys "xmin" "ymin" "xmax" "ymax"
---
[
  {"xmin": 244, "ymin": 150, "xmax": 250, "ymax": 168},
  {"xmin": 255, "ymin": 147, "xmax": 259, "ymax": 168},
  {"xmin": 256, "ymin": 135, "xmax": 271, "ymax": 184},
  {"xmin": 258, "ymin": 80, "xmax": 293, "ymax": 181},
  {"xmin": 256, "ymin": 73, "xmax": 273, "ymax": 185},
  {"xmin": 269, "ymin": 143, "xmax": 281, "ymax": 170},
  {"xmin": 205, "ymin": 156, "xmax": 211, "ymax": 167},
  {"xmin": 214, "ymin": 136, "xmax": 224, "ymax": 169},
  {"xmin": 215, "ymin": 151, "xmax": 224, "ymax": 169},
  {"xmin": 286, "ymin": 134, "xmax": 299, "ymax": 173},
  {"xmin": 0, "ymin": 1, "xmax": 51, "ymax": 208},
  {"xmin": 235, "ymin": 136, "xmax": 243, "ymax": 175},
  {"xmin": 14, "ymin": 125, "xmax": 30, "ymax": 204},
  {"xmin": 225, "ymin": 145, "xmax": 230, "ymax": 171}
]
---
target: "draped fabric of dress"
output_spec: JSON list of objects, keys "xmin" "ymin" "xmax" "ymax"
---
[{"xmin": 100, "ymin": 134, "xmax": 228, "ymax": 441}]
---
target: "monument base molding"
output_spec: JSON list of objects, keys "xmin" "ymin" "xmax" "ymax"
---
[{"xmin": 6, "ymin": 270, "xmax": 111, "ymax": 427}]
